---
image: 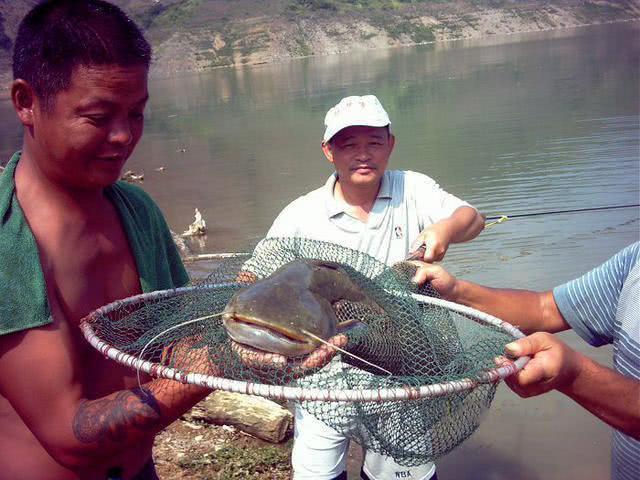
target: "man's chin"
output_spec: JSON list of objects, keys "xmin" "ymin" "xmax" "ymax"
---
[
  {"xmin": 349, "ymin": 171, "xmax": 380, "ymax": 186},
  {"xmin": 98, "ymin": 163, "xmax": 128, "ymax": 185},
  {"xmin": 81, "ymin": 171, "xmax": 122, "ymax": 190}
]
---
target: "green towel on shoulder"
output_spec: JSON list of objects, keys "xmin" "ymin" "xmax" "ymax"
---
[{"xmin": 0, "ymin": 152, "xmax": 189, "ymax": 336}]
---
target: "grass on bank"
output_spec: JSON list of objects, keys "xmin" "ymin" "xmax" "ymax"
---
[{"xmin": 177, "ymin": 441, "xmax": 291, "ymax": 479}]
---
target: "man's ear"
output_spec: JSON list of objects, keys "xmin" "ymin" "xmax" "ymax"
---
[
  {"xmin": 388, "ymin": 133, "xmax": 396, "ymax": 154},
  {"xmin": 11, "ymin": 79, "xmax": 37, "ymax": 127},
  {"xmin": 321, "ymin": 142, "xmax": 334, "ymax": 164}
]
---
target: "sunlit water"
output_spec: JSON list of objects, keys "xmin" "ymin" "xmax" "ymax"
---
[{"xmin": 0, "ymin": 21, "xmax": 638, "ymax": 480}]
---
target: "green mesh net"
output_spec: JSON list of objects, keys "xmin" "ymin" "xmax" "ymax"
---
[{"xmin": 81, "ymin": 237, "xmax": 517, "ymax": 466}]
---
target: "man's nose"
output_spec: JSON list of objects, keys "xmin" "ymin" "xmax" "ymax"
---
[
  {"xmin": 354, "ymin": 145, "xmax": 370, "ymax": 161},
  {"xmin": 108, "ymin": 119, "xmax": 133, "ymax": 146}
]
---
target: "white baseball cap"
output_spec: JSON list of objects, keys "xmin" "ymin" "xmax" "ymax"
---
[{"xmin": 323, "ymin": 95, "xmax": 391, "ymax": 143}]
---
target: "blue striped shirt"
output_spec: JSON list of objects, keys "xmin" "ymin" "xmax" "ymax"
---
[{"xmin": 553, "ymin": 242, "xmax": 640, "ymax": 480}]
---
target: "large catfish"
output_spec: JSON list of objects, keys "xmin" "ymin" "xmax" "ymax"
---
[{"xmin": 222, "ymin": 259, "xmax": 370, "ymax": 358}]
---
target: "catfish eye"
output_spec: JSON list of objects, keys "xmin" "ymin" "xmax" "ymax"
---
[{"xmin": 313, "ymin": 261, "xmax": 340, "ymax": 271}]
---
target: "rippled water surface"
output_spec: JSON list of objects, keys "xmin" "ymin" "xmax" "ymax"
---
[{"xmin": 1, "ymin": 21, "xmax": 638, "ymax": 480}]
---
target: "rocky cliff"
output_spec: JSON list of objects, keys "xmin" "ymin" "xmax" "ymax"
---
[{"xmin": 0, "ymin": 0, "xmax": 638, "ymax": 82}]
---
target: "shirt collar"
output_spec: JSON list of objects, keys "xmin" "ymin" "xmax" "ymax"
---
[
  {"xmin": 323, "ymin": 173, "xmax": 343, "ymax": 218},
  {"xmin": 323, "ymin": 170, "xmax": 391, "ymax": 219},
  {"xmin": 0, "ymin": 152, "xmax": 21, "ymax": 225},
  {"xmin": 377, "ymin": 171, "xmax": 392, "ymax": 199}
]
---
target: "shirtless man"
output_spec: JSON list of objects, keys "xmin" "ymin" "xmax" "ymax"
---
[{"xmin": 0, "ymin": 2, "xmax": 210, "ymax": 478}]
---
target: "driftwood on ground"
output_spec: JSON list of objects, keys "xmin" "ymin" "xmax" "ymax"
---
[{"xmin": 184, "ymin": 391, "xmax": 293, "ymax": 443}]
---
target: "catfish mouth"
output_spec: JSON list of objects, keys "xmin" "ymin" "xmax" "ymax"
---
[
  {"xmin": 226, "ymin": 314, "xmax": 309, "ymax": 343},
  {"xmin": 222, "ymin": 312, "xmax": 316, "ymax": 356}
]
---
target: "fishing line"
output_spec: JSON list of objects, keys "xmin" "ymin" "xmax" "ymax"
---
[
  {"xmin": 485, "ymin": 215, "xmax": 508, "ymax": 228},
  {"xmin": 485, "ymin": 203, "xmax": 639, "ymax": 222}
]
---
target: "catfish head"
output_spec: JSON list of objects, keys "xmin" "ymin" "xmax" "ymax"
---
[{"xmin": 222, "ymin": 259, "xmax": 367, "ymax": 357}]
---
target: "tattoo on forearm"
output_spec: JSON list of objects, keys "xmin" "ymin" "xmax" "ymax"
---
[{"xmin": 73, "ymin": 388, "xmax": 162, "ymax": 445}]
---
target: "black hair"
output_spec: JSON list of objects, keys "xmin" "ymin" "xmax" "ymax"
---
[{"xmin": 12, "ymin": 0, "xmax": 151, "ymax": 110}]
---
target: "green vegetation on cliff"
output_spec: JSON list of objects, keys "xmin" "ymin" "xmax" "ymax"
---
[{"xmin": 0, "ymin": 0, "xmax": 637, "ymax": 81}]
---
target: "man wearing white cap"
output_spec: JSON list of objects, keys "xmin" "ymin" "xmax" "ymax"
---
[{"xmin": 261, "ymin": 95, "xmax": 485, "ymax": 480}]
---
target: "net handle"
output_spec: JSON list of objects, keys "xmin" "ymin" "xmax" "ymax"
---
[{"xmin": 80, "ymin": 285, "xmax": 530, "ymax": 403}]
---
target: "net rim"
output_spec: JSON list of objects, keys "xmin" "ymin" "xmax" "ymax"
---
[{"xmin": 80, "ymin": 284, "xmax": 529, "ymax": 403}]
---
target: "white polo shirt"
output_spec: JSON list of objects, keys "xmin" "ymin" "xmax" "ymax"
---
[
  {"xmin": 254, "ymin": 169, "xmax": 471, "ymax": 479},
  {"xmin": 264, "ymin": 170, "xmax": 472, "ymax": 266}
]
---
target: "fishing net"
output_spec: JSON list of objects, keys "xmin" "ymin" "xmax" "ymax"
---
[{"xmin": 80, "ymin": 237, "xmax": 526, "ymax": 466}]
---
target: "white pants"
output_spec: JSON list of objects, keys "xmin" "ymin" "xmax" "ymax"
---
[{"xmin": 291, "ymin": 404, "xmax": 436, "ymax": 480}]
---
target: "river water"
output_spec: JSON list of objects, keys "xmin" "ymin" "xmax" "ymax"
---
[{"xmin": 0, "ymin": 21, "xmax": 638, "ymax": 480}]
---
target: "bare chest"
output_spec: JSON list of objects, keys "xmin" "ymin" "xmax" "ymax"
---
[
  {"xmin": 25, "ymin": 198, "xmax": 141, "ymax": 314},
  {"xmin": 45, "ymin": 234, "xmax": 146, "ymax": 398}
]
